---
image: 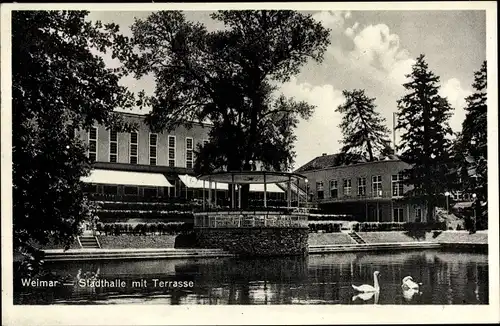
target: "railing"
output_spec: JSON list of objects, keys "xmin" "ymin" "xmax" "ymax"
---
[{"xmin": 193, "ymin": 211, "xmax": 308, "ymax": 229}]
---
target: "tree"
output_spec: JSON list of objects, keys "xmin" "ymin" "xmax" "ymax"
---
[
  {"xmin": 395, "ymin": 54, "xmax": 454, "ymax": 221},
  {"xmin": 116, "ymin": 10, "xmax": 331, "ymax": 208},
  {"xmin": 12, "ymin": 11, "xmax": 134, "ymax": 273},
  {"xmin": 336, "ymin": 89, "xmax": 391, "ymax": 161},
  {"xmin": 457, "ymin": 61, "xmax": 488, "ymax": 230}
]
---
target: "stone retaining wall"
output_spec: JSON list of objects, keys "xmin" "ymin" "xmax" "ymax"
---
[{"xmin": 195, "ymin": 228, "xmax": 309, "ymax": 256}]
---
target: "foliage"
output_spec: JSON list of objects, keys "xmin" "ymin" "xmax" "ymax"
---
[
  {"xmin": 12, "ymin": 10, "xmax": 135, "ymax": 273},
  {"xmin": 308, "ymin": 222, "xmax": 342, "ymax": 233},
  {"xmin": 336, "ymin": 89, "xmax": 392, "ymax": 161},
  {"xmin": 96, "ymin": 222, "xmax": 193, "ymax": 235},
  {"xmin": 458, "ymin": 61, "xmax": 488, "ymax": 230},
  {"xmin": 114, "ymin": 10, "xmax": 331, "ymax": 207},
  {"xmin": 351, "ymin": 221, "xmax": 446, "ymax": 232},
  {"xmin": 395, "ymin": 54, "xmax": 454, "ymax": 220}
]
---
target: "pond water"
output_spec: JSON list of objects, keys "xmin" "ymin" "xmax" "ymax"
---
[{"xmin": 14, "ymin": 249, "xmax": 488, "ymax": 305}]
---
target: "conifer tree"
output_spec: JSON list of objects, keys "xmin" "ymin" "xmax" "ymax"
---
[
  {"xmin": 336, "ymin": 89, "xmax": 391, "ymax": 161},
  {"xmin": 395, "ymin": 54, "xmax": 453, "ymax": 221},
  {"xmin": 458, "ymin": 61, "xmax": 487, "ymax": 230}
]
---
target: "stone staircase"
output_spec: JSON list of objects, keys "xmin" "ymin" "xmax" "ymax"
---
[
  {"xmin": 348, "ymin": 231, "xmax": 366, "ymax": 244},
  {"xmin": 78, "ymin": 236, "xmax": 101, "ymax": 249}
]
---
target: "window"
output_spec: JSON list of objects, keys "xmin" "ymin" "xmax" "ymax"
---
[
  {"xmin": 415, "ymin": 207, "xmax": 422, "ymax": 221},
  {"xmin": 343, "ymin": 179, "xmax": 352, "ymax": 196},
  {"xmin": 316, "ymin": 181, "xmax": 324, "ymax": 200},
  {"xmin": 358, "ymin": 177, "xmax": 366, "ymax": 196},
  {"xmin": 103, "ymin": 185, "xmax": 118, "ymax": 195},
  {"xmin": 124, "ymin": 186, "xmax": 138, "ymax": 196},
  {"xmin": 144, "ymin": 187, "xmax": 158, "ymax": 198},
  {"xmin": 83, "ymin": 184, "xmax": 98, "ymax": 194},
  {"xmin": 186, "ymin": 137, "xmax": 193, "ymax": 169},
  {"xmin": 88, "ymin": 126, "xmax": 98, "ymax": 162},
  {"xmin": 130, "ymin": 132, "xmax": 138, "ymax": 164},
  {"xmin": 393, "ymin": 208, "xmax": 404, "ymax": 222},
  {"xmin": 149, "ymin": 133, "xmax": 157, "ymax": 166},
  {"xmin": 329, "ymin": 180, "xmax": 338, "ymax": 198},
  {"xmin": 392, "ymin": 173, "xmax": 404, "ymax": 197},
  {"xmin": 168, "ymin": 135, "xmax": 176, "ymax": 167},
  {"xmin": 109, "ymin": 130, "xmax": 118, "ymax": 163},
  {"xmin": 372, "ymin": 175, "xmax": 382, "ymax": 197}
]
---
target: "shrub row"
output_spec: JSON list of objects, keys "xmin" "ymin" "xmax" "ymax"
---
[
  {"xmin": 308, "ymin": 222, "xmax": 342, "ymax": 233},
  {"xmin": 96, "ymin": 202, "xmax": 198, "ymax": 212},
  {"xmin": 95, "ymin": 210, "xmax": 194, "ymax": 223},
  {"xmin": 352, "ymin": 222, "xmax": 447, "ymax": 232},
  {"xmin": 96, "ymin": 222, "xmax": 194, "ymax": 235}
]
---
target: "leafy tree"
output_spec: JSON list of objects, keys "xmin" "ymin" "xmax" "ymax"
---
[
  {"xmin": 12, "ymin": 10, "xmax": 134, "ymax": 273},
  {"xmin": 116, "ymin": 10, "xmax": 331, "ymax": 208},
  {"xmin": 395, "ymin": 54, "xmax": 454, "ymax": 221},
  {"xmin": 336, "ymin": 89, "xmax": 391, "ymax": 161}
]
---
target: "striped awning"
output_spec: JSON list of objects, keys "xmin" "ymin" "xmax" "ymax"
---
[{"xmin": 81, "ymin": 169, "xmax": 173, "ymax": 187}]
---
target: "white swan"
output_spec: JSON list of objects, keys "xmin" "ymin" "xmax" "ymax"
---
[
  {"xmin": 352, "ymin": 291, "xmax": 380, "ymax": 304},
  {"xmin": 402, "ymin": 288, "xmax": 421, "ymax": 302},
  {"xmin": 352, "ymin": 271, "xmax": 380, "ymax": 293},
  {"xmin": 401, "ymin": 276, "xmax": 421, "ymax": 291}
]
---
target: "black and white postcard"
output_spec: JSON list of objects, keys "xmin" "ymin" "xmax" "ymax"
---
[{"xmin": 1, "ymin": 1, "xmax": 498, "ymax": 325}]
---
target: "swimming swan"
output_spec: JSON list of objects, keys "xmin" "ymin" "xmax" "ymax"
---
[
  {"xmin": 402, "ymin": 276, "xmax": 421, "ymax": 291},
  {"xmin": 352, "ymin": 271, "xmax": 380, "ymax": 293},
  {"xmin": 352, "ymin": 291, "xmax": 380, "ymax": 304}
]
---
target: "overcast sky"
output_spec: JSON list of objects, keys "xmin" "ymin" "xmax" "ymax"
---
[{"xmin": 87, "ymin": 9, "xmax": 486, "ymax": 170}]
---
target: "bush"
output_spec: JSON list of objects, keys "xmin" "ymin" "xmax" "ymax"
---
[
  {"xmin": 96, "ymin": 222, "xmax": 194, "ymax": 236},
  {"xmin": 351, "ymin": 221, "xmax": 447, "ymax": 232},
  {"xmin": 308, "ymin": 222, "xmax": 342, "ymax": 233},
  {"xmin": 96, "ymin": 210, "xmax": 193, "ymax": 223}
]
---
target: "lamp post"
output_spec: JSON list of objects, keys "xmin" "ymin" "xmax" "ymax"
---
[
  {"xmin": 445, "ymin": 191, "xmax": 450, "ymax": 213},
  {"xmin": 472, "ymin": 193, "xmax": 477, "ymax": 233},
  {"xmin": 305, "ymin": 179, "xmax": 309, "ymax": 207}
]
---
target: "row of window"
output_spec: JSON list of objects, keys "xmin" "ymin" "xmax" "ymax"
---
[
  {"xmin": 314, "ymin": 173, "xmax": 405, "ymax": 199},
  {"xmin": 88, "ymin": 127, "xmax": 208, "ymax": 167},
  {"xmin": 368, "ymin": 207, "xmax": 422, "ymax": 222}
]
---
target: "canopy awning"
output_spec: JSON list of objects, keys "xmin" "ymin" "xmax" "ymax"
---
[
  {"xmin": 81, "ymin": 169, "xmax": 173, "ymax": 187},
  {"xmin": 250, "ymin": 184, "xmax": 284, "ymax": 193},
  {"xmin": 179, "ymin": 174, "xmax": 283, "ymax": 193},
  {"xmin": 179, "ymin": 174, "xmax": 229, "ymax": 190}
]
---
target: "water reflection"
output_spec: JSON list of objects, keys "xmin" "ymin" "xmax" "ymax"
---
[{"xmin": 14, "ymin": 249, "xmax": 488, "ymax": 305}]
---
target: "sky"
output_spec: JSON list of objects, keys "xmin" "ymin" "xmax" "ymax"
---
[{"xmin": 86, "ymin": 9, "xmax": 486, "ymax": 170}]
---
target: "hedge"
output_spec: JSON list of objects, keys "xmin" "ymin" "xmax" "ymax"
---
[
  {"xmin": 308, "ymin": 222, "xmax": 342, "ymax": 233},
  {"xmin": 95, "ymin": 210, "xmax": 194, "ymax": 222},
  {"xmin": 96, "ymin": 222, "xmax": 193, "ymax": 235},
  {"xmin": 351, "ymin": 222, "xmax": 447, "ymax": 232},
  {"xmin": 96, "ymin": 201, "xmax": 198, "ymax": 212}
]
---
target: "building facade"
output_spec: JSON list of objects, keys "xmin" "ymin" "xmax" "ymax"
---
[
  {"xmin": 294, "ymin": 153, "xmax": 428, "ymax": 223},
  {"xmin": 78, "ymin": 112, "xmax": 284, "ymax": 203}
]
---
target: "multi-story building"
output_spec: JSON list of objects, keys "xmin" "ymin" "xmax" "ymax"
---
[
  {"xmin": 294, "ymin": 153, "xmax": 427, "ymax": 222},
  {"xmin": 78, "ymin": 112, "xmax": 284, "ymax": 203}
]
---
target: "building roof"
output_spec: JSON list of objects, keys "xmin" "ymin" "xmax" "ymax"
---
[{"xmin": 294, "ymin": 153, "xmax": 401, "ymax": 173}]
